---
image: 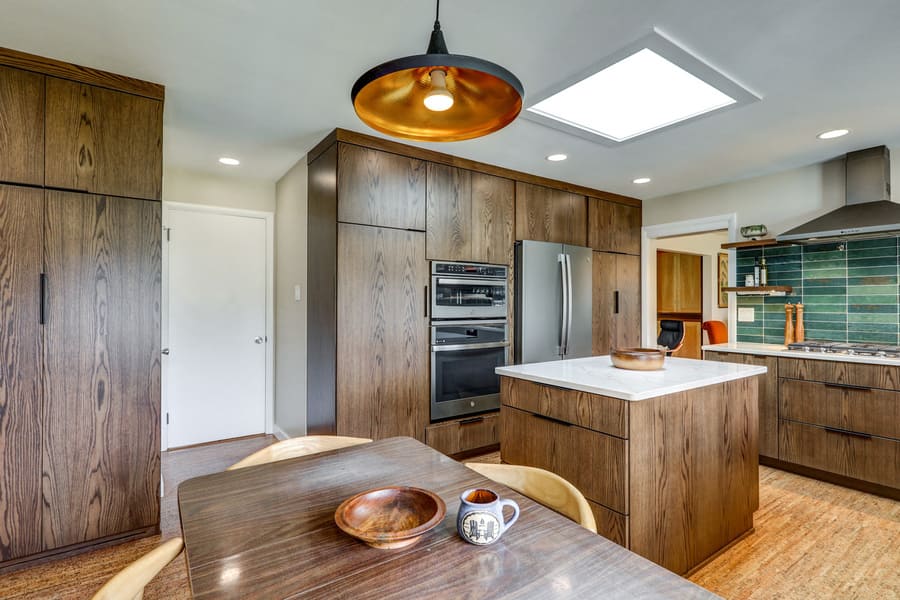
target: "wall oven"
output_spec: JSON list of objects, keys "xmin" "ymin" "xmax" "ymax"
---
[
  {"xmin": 430, "ymin": 320, "xmax": 509, "ymax": 420},
  {"xmin": 431, "ymin": 262, "xmax": 508, "ymax": 320}
]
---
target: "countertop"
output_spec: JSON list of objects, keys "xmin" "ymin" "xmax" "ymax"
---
[
  {"xmin": 495, "ymin": 355, "xmax": 767, "ymax": 401},
  {"xmin": 703, "ymin": 342, "xmax": 900, "ymax": 366}
]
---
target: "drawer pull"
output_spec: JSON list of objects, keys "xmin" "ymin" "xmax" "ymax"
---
[
  {"xmin": 824, "ymin": 382, "xmax": 872, "ymax": 392},
  {"xmin": 459, "ymin": 417, "xmax": 484, "ymax": 426},
  {"xmin": 532, "ymin": 413, "xmax": 572, "ymax": 427},
  {"xmin": 824, "ymin": 426, "xmax": 872, "ymax": 440}
]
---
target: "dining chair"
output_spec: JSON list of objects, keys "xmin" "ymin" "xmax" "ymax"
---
[
  {"xmin": 657, "ymin": 319, "xmax": 686, "ymax": 356},
  {"xmin": 227, "ymin": 435, "xmax": 373, "ymax": 470},
  {"xmin": 702, "ymin": 320, "xmax": 728, "ymax": 345},
  {"xmin": 91, "ymin": 537, "xmax": 184, "ymax": 600},
  {"xmin": 464, "ymin": 463, "xmax": 597, "ymax": 533}
]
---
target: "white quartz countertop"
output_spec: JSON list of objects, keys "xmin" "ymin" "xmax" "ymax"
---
[
  {"xmin": 495, "ymin": 356, "xmax": 767, "ymax": 401},
  {"xmin": 703, "ymin": 342, "xmax": 900, "ymax": 366}
]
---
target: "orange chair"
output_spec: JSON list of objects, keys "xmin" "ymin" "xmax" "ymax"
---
[{"xmin": 702, "ymin": 320, "xmax": 728, "ymax": 344}]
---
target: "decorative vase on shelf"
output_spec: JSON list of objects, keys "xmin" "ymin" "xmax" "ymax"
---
[
  {"xmin": 795, "ymin": 304, "xmax": 805, "ymax": 343},
  {"xmin": 784, "ymin": 304, "xmax": 795, "ymax": 345}
]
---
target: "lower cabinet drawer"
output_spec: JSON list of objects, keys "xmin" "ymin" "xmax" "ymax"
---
[
  {"xmin": 588, "ymin": 500, "xmax": 629, "ymax": 548},
  {"xmin": 780, "ymin": 378, "xmax": 900, "ymax": 440},
  {"xmin": 425, "ymin": 412, "xmax": 499, "ymax": 456},
  {"xmin": 780, "ymin": 419, "xmax": 900, "ymax": 489}
]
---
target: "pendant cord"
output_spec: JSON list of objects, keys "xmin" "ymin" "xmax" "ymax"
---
[{"xmin": 434, "ymin": 0, "xmax": 441, "ymax": 28}]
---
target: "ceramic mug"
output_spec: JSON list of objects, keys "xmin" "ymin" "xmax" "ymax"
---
[{"xmin": 457, "ymin": 488, "xmax": 519, "ymax": 545}]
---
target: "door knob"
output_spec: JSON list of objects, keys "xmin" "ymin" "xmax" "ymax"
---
[{"xmin": 254, "ymin": 336, "xmax": 265, "ymax": 344}]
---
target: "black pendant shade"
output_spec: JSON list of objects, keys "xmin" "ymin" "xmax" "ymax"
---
[{"xmin": 351, "ymin": 2, "xmax": 524, "ymax": 142}]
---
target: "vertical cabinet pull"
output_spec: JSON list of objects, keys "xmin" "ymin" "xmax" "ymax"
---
[
  {"xmin": 614, "ymin": 290, "xmax": 620, "ymax": 315},
  {"xmin": 424, "ymin": 285, "xmax": 429, "ymax": 318},
  {"xmin": 39, "ymin": 273, "xmax": 47, "ymax": 325}
]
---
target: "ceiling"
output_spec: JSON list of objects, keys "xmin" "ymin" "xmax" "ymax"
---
[{"xmin": 4, "ymin": 0, "xmax": 900, "ymax": 199}]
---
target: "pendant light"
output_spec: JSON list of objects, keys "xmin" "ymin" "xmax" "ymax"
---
[{"xmin": 351, "ymin": 0, "xmax": 524, "ymax": 142}]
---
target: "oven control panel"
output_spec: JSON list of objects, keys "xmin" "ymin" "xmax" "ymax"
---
[{"xmin": 432, "ymin": 262, "xmax": 507, "ymax": 278}]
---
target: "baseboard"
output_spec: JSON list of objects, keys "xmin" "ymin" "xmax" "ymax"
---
[{"xmin": 273, "ymin": 423, "xmax": 291, "ymax": 440}]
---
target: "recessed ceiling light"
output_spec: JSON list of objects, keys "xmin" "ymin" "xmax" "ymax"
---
[
  {"xmin": 218, "ymin": 157, "xmax": 240, "ymax": 166},
  {"xmin": 817, "ymin": 129, "xmax": 850, "ymax": 140},
  {"xmin": 546, "ymin": 154, "xmax": 568, "ymax": 162},
  {"xmin": 633, "ymin": 177, "xmax": 651, "ymax": 184},
  {"xmin": 524, "ymin": 30, "xmax": 759, "ymax": 145}
]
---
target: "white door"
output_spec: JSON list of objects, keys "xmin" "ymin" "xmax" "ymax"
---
[{"xmin": 167, "ymin": 208, "xmax": 268, "ymax": 447}]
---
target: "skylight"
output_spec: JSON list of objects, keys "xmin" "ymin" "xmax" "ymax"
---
[{"xmin": 525, "ymin": 31, "xmax": 758, "ymax": 145}]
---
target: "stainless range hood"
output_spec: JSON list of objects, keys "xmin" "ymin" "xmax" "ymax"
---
[{"xmin": 777, "ymin": 146, "xmax": 897, "ymax": 243}]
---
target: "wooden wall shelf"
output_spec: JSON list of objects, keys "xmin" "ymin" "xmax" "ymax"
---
[
  {"xmin": 723, "ymin": 285, "xmax": 793, "ymax": 296},
  {"xmin": 721, "ymin": 239, "xmax": 791, "ymax": 250}
]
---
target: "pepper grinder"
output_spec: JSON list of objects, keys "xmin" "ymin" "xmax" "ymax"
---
[
  {"xmin": 784, "ymin": 304, "xmax": 795, "ymax": 345},
  {"xmin": 795, "ymin": 303, "xmax": 805, "ymax": 343}
]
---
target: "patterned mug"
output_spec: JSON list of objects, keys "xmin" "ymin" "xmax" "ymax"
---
[{"xmin": 457, "ymin": 488, "xmax": 520, "ymax": 545}]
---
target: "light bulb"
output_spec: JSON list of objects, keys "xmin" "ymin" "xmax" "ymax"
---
[{"xmin": 424, "ymin": 69, "xmax": 454, "ymax": 111}]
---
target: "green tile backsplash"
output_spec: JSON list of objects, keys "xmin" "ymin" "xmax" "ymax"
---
[{"xmin": 735, "ymin": 237, "xmax": 900, "ymax": 345}]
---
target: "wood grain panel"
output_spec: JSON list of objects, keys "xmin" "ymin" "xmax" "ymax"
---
[
  {"xmin": 336, "ymin": 224, "xmax": 427, "ymax": 441},
  {"xmin": 424, "ymin": 412, "xmax": 499, "ymax": 456},
  {"xmin": 42, "ymin": 191, "xmax": 161, "ymax": 550},
  {"xmin": 426, "ymin": 163, "xmax": 471, "ymax": 261},
  {"xmin": 501, "ymin": 376, "xmax": 628, "ymax": 438},
  {"xmin": 0, "ymin": 66, "xmax": 44, "ymax": 185},
  {"xmin": 306, "ymin": 144, "xmax": 338, "ymax": 434},
  {"xmin": 470, "ymin": 172, "xmax": 514, "ymax": 265},
  {"xmin": 781, "ymin": 378, "xmax": 900, "ymax": 440},
  {"xmin": 588, "ymin": 500, "xmax": 629, "ymax": 547},
  {"xmin": 779, "ymin": 357, "xmax": 900, "ymax": 391},
  {"xmin": 657, "ymin": 251, "xmax": 702, "ymax": 314},
  {"xmin": 514, "ymin": 181, "xmax": 586, "ymax": 246},
  {"xmin": 0, "ymin": 185, "xmax": 43, "ymax": 561},
  {"xmin": 44, "ymin": 78, "xmax": 163, "ymax": 200},
  {"xmin": 592, "ymin": 252, "xmax": 615, "ymax": 355},
  {"xmin": 337, "ymin": 144, "xmax": 425, "ymax": 230},
  {"xmin": 615, "ymin": 254, "xmax": 641, "ymax": 349},
  {"xmin": 588, "ymin": 197, "xmax": 641, "ymax": 255}
]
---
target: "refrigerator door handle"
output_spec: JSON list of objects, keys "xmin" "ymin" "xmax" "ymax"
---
[
  {"xmin": 558, "ymin": 253, "xmax": 568, "ymax": 356},
  {"xmin": 565, "ymin": 253, "xmax": 573, "ymax": 357}
]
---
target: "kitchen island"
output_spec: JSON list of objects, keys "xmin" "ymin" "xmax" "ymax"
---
[{"xmin": 496, "ymin": 355, "xmax": 766, "ymax": 575}]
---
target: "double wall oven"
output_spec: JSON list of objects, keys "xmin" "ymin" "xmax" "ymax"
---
[{"xmin": 430, "ymin": 261, "xmax": 509, "ymax": 421}]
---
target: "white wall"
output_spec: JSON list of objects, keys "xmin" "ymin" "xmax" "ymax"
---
[
  {"xmin": 648, "ymin": 231, "xmax": 730, "ymax": 343},
  {"xmin": 162, "ymin": 166, "xmax": 276, "ymax": 212},
  {"xmin": 273, "ymin": 159, "xmax": 308, "ymax": 438}
]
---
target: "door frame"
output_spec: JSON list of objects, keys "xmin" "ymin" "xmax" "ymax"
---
[
  {"xmin": 641, "ymin": 213, "xmax": 738, "ymax": 347},
  {"xmin": 161, "ymin": 201, "xmax": 275, "ymax": 451}
]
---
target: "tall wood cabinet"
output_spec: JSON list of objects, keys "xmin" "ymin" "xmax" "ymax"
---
[
  {"xmin": 588, "ymin": 196, "xmax": 641, "ymax": 256},
  {"xmin": 593, "ymin": 252, "xmax": 641, "ymax": 355},
  {"xmin": 0, "ymin": 48, "xmax": 162, "ymax": 569}
]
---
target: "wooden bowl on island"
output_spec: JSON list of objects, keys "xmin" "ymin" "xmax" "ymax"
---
[
  {"xmin": 610, "ymin": 347, "xmax": 666, "ymax": 371},
  {"xmin": 334, "ymin": 486, "xmax": 446, "ymax": 549}
]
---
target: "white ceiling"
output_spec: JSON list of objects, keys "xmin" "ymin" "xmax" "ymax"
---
[{"xmin": 4, "ymin": 0, "xmax": 900, "ymax": 199}]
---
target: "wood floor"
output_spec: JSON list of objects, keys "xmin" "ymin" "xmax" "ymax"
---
[{"xmin": 1, "ymin": 439, "xmax": 897, "ymax": 599}]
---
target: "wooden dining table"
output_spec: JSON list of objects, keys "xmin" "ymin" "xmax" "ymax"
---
[{"xmin": 178, "ymin": 437, "xmax": 720, "ymax": 599}]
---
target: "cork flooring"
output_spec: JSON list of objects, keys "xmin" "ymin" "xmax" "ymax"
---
[{"xmin": 1, "ymin": 440, "xmax": 897, "ymax": 599}]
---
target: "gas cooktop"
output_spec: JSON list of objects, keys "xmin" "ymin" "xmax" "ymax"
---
[{"xmin": 787, "ymin": 340, "xmax": 900, "ymax": 358}]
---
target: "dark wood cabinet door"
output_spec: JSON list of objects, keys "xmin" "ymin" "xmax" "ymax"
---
[
  {"xmin": 42, "ymin": 191, "xmax": 161, "ymax": 550},
  {"xmin": 336, "ymin": 224, "xmax": 428, "ymax": 441},
  {"xmin": 44, "ymin": 78, "xmax": 162, "ymax": 201},
  {"xmin": 592, "ymin": 252, "xmax": 616, "ymax": 355},
  {"xmin": 0, "ymin": 67, "xmax": 44, "ymax": 186},
  {"xmin": 426, "ymin": 163, "xmax": 471, "ymax": 261},
  {"xmin": 515, "ymin": 182, "xmax": 586, "ymax": 246},
  {"xmin": 0, "ymin": 185, "xmax": 43, "ymax": 561},
  {"xmin": 471, "ymin": 172, "xmax": 514, "ymax": 265},
  {"xmin": 588, "ymin": 198, "xmax": 641, "ymax": 255},
  {"xmin": 615, "ymin": 254, "xmax": 641, "ymax": 349},
  {"xmin": 337, "ymin": 144, "xmax": 426, "ymax": 230}
]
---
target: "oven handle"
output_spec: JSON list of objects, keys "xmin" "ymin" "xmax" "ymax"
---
[
  {"xmin": 430, "ymin": 319, "xmax": 508, "ymax": 326},
  {"xmin": 432, "ymin": 342, "xmax": 510, "ymax": 352},
  {"xmin": 434, "ymin": 277, "xmax": 506, "ymax": 287}
]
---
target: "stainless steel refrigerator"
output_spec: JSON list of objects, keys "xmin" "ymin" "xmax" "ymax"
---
[{"xmin": 514, "ymin": 240, "xmax": 593, "ymax": 364}]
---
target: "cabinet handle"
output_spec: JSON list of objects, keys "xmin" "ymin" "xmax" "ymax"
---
[
  {"xmin": 824, "ymin": 382, "xmax": 872, "ymax": 392},
  {"xmin": 824, "ymin": 426, "xmax": 872, "ymax": 440},
  {"xmin": 39, "ymin": 273, "xmax": 47, "ymax": 325},
  {"xmin": 424, "ymin": 285, "xmax": 429, "ymax": 318},
  {"xmin": 459, "ymin": 417, "xmax": 484, "ymax": 426},
  {"xmin": 614, "ymin": 290, "xmax": 620, "ymax": 315},
  {"xmin": 532, "ymin": 413, "xmax": 572, "ymax": 427}
]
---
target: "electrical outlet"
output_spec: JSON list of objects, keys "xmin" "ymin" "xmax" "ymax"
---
[
  {"xmin": 738, "ymin": 307, "xmax": 755, "ymax": 322},
  {"xmin": 294, "ymin": 284, "xmax": 302, "ymax": 302}
]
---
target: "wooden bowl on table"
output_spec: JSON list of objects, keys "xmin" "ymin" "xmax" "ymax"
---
[
  {"xmin": 610, "ymin": 347, "xmax": 666, "ymax": 371},
  {"xmin": 334, "ymin": 486, "xmax": 446, "ymax": 549}
]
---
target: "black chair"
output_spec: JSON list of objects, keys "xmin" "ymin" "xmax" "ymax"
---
[{"xmin": 657, "ymin": 320, "xmax": 685, "ymax": 356}]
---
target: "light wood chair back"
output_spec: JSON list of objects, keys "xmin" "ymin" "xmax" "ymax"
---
[
  {"xmin": 465, "ymin": 463, "xmax": 597, "ymax": 533},
  {"xmin": 91, "ymin": 537, "xmax": 184, "ymax": 600},
  {"xmin": 227, "ymin": 435, "xmax": 373, "ymax": 470}
]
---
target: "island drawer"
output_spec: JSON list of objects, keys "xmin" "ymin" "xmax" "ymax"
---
[
  {"xmin": 778, "ymin": 357, "xmax": 900, "ymax": 391},
  {"xmin": 779, "ymin": 420, "xmax": 900, "ymax": 489},
  {"xmin": 500, "ymin": 377, "xmax": 629, "ymax": 439},
  {"xmin": 501, "ymin": 405, "xmax": 628, "ymax": 514},
  {"xmin": 425, "ymin": 412, "xmax": 499, "ymax": 456},
  {"xmin": 780, "ymin": 379, "xmax": 900, "ymax": 440},
  {"xmin": 588, "ymin": 500, "xmax": 629, "ymax": 547}
]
